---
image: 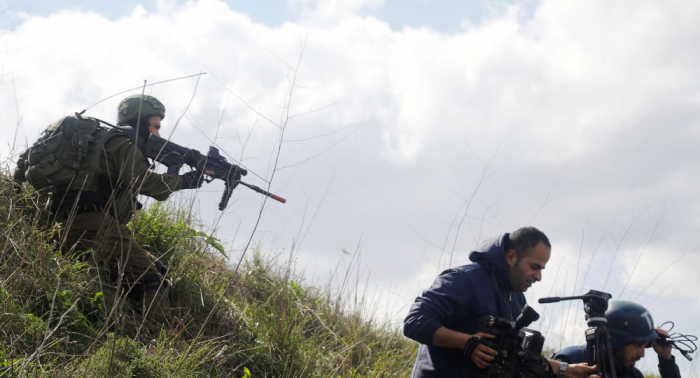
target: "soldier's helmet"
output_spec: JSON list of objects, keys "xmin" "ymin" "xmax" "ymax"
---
[
  {"xmin": 606, "ymin": 301, "xmax": 658, "ymax": 349},
  {"xmin": 117, "ymin": 94, "xmax": 165, "ymax": 126}
]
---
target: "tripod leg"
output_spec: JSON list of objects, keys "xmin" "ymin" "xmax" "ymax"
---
[{"xmin": 596, "ymin": 328, "xmax": 617, "ymax": 378}]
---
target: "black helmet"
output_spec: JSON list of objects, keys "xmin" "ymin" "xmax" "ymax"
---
[
  {"xmin": 606, "ymin": 301, "xmax": 658, "ymax": 349},
  {"xmin": 117, "ymin": 94, "xmax": 165, "ymax": 125}
]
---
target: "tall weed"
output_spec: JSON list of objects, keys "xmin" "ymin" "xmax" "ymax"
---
[{"xmin": 0, "ymin": 177, "xmax": 416, "ymax": 377}]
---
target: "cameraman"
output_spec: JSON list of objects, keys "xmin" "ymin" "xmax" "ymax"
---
[
  {"xmin": 552, "ymin": 301, "xmax": 681, "ymax": 378},
  {"xmin": 404, "ymin": 227, "xmax": 597, "ymax": 378}
]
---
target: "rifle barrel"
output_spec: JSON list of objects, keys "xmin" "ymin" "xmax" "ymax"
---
[{"xmin": 238, "ymin": 182, "xmax": 286, "ymax": 203}]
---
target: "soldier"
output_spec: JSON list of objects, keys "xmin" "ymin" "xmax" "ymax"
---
[{"xmin": 14, "ymin": 94, "xmax": 206, "ymax": 323}]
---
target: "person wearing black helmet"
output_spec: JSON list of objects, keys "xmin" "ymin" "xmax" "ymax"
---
[
  {"xmin": 14, "ymin": 94, "xmax": 208, "ymax": 324},
  {"xmin": 552, "ymin": 301, "xmax": 681, "ymax": 378},
  {"xmin": 117, "ymin": 94, "xmax": 166, "ymax": 145}
]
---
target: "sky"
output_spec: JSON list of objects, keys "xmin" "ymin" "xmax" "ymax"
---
[{"xmin": 1, "ymin": 0, "xmax": 699, "ymax": 374}]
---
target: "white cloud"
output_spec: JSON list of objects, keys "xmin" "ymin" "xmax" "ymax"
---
[{"xmin": 2, "ymin": 1, "xmax": 700, "ymax": 372}]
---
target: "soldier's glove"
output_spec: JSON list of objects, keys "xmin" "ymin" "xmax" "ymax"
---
[{"xmin": 180, "ymin": 170, "xmax": 205, "ymax": 189}]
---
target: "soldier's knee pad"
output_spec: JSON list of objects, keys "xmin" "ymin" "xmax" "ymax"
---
[
  {"xmin": 143, "ymin": 273, "xmax": 171, "ymax": 296},
  {"xmin": 154, "ymin": 260, "xmax": 168, "ymax": 276},
  {"xmin": 142, "ymin": 277, "xmax": 172, "ymax": 323}
]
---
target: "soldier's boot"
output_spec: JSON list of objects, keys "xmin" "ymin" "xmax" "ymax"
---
[{"xmin": 142, "ymin": 277, "xmax": 172, "ymax": 324}]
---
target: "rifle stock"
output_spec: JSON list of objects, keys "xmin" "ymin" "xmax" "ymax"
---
[{"xmin": 145, "ymin": 134, "xmax": 286, "ymax": 210}]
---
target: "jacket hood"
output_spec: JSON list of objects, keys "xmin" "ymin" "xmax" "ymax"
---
[{"xmin": 468, "ymin": 233, "xmax": 512, "ymax": 290}]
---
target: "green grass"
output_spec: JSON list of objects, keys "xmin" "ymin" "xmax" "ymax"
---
[{"xmin": 0, "ymin": 177, "xmax": 417, "ymax": 377}]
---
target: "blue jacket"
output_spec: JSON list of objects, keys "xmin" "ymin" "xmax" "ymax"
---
[
  {"xmin": 403, "ymin": 233, "xmax": 526, "ymax": 378},
  {"xmin": 552, "ymin": 345, "xmax": 681, "ymax": 378}
]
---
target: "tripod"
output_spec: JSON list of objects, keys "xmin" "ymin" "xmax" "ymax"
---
[{"xmin": 539, "ymin": 290, "xmax": 617, "ymax": 378}]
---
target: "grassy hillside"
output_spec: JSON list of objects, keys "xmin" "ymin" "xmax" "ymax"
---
[{"xmin": 0, "ymin": 177, "xmax": 416, "ymax": 377}]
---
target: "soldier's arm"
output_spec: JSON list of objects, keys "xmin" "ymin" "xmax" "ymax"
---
[{"xmin": 109, "ymin": 136, "xmax": 183, "ymax": 201}]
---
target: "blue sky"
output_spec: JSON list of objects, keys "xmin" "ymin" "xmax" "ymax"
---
[{"xmin": 4, "ymin": 0, "xmax": 527, "ymax": 32}]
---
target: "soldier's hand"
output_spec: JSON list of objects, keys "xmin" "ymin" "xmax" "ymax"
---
[
  {"xmin": 652, "ymin": 327, "xmax": 673, "ymax": 359},
  {"xmin": 180, "ymin": 170, "xmax": 205, "ymax": 189},
  {"xmin": 565, "ymin": 363, "xmax": 598, "ymax": 378},
  {"xmin": 469, "ymin": 333, "xmax": 497, "ymax": 369}
]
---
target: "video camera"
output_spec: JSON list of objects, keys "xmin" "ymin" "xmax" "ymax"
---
[{"xmin": 475, "ymin": 304, "xmax": 553, "ymax": 378}]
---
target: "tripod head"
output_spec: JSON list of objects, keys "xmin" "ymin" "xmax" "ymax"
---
[{"xmin": 539, "ymin": 290, "xmax": 611, "ymax": 321}]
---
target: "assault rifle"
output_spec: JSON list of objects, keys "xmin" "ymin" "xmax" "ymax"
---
[{"xmin": 145, "ymin": 134, "xmax": 286, "ymax": 210}]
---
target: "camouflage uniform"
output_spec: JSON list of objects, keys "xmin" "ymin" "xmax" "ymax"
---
[
  {"xmin": 14, "ymin": 95, "xmax": 196, "ymax": 323},
  {"xmin": 60, "ymin": 132, "xmax": 182, "ymax": 323}
]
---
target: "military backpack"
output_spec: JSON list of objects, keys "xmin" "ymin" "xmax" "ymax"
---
[{"xmin": 20, "ymin": 114, "xmax": 120, "ymax": 195}]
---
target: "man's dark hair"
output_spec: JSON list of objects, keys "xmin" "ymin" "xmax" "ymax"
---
[{"xmin": 505, "ymin": 226, "xmax": 550, "ymax": 260}]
